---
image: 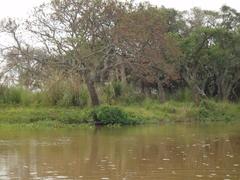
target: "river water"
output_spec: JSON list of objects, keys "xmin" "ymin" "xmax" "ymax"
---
[{"xmin": 0, "ymin": 123, "xmax": 239, "ymax": 179}]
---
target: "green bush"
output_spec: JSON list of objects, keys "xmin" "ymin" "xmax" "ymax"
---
[{"xmin": 93, "ymin": 106, "xmax": 141, "ymax": 125}]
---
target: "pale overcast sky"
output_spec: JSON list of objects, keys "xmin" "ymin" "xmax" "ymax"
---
[{"xmin": 0, "ymin": 0, "xmax": 239, "ymax": 19}]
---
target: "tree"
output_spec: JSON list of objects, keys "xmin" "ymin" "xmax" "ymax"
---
[
  {"xmin": 179, "ymin": 6, "xmax": 240, "ymax": 102},
  {"xmin": 112, "ymin": 5, "xmax": 180, "ymax": 102},
  {"xmin": 1, "ymin": 0, "xmax": 128, "ymax": 106},
  {"xmin": 0, "ymin": 18, "xmax": 51, "ymax": 89}
]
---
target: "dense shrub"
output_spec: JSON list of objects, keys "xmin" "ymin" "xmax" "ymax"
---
[{"xmin": 93, "ymin": 106, "xmax": 141, "ymax": 125}]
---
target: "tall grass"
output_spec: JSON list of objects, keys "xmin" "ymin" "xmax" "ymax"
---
[
  {"xmin": 0, "ymin": 81, "xmax": 90, "ymax": 107},
  {"xmin": 0, "ymin": 86, "xmax": 37, "ymax": 106},
  {"xmin": 44, "ymin": 80, "xmax": 89, "ymax": 107},
  {"xmin": 0, "ymin": 82, "xmax": 196, "ymax": 108}
]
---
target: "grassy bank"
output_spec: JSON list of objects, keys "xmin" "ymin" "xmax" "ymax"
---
[{"xmin": 0, "ymin": 100, "xmax": 239, "ymax": 127}]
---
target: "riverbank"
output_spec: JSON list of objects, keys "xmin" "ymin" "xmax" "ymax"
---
[{"xmin": 0, "ymin": 100, "xmax": 239, "ymax": 127}]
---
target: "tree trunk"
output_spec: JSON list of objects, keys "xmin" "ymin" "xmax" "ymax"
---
[
  {"xmin": 186, "ymin": 78, "xmax": 207, "ymax": 105},
  {"xmin": 216, "ymin": 79, "xmax": 224, "ymax": 100},
  {"xmin": 182, "ymin": 70, "xmax": 206, "ymax": 105},
  {"xmin": 84, "ymin": 73, "xmax": 100, "ymax": 106},
  {"xmin": 216, "ymin": 81, "xmax": 230, "ymax": 101},
  {"xmin": 223, "ymin": 84, "xmax": 233, "ymax": 101},
  {"xmin": 192, "ymin": 84, "xmax": 201, "ymax": 105},
  {"xmin": 157, "ymin": 81, "xmax": 166, "ymax": 103},
  {"xmin": 140, "ymin": 80, "xmax": 145, "ymax": 94},
  {"xmin": 192, "ymin": 83, "xmax": 207, "ymax": 105},
  {"xmin": 120, "ymin": 64, "xmax": 127, "ymax": 84}
]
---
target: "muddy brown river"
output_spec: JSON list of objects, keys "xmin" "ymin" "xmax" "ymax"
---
[{"xmin": 0, "ymin": 122, "xmax": 240, "ymax": 179}]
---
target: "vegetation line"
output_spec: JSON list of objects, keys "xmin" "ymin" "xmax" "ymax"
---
[{"xmin": 0, "ymin": 0, "xmax": 239, "ymax": 125}]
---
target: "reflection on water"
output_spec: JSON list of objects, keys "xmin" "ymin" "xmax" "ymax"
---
[{"xmin": 0, "ymin": 123, "xmax": 240, "ymax": 179}]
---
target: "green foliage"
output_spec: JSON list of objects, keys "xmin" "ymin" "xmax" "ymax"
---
[{"xmin": 93, "ymin": 106, "xmax": 141, "ymax": 125}]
